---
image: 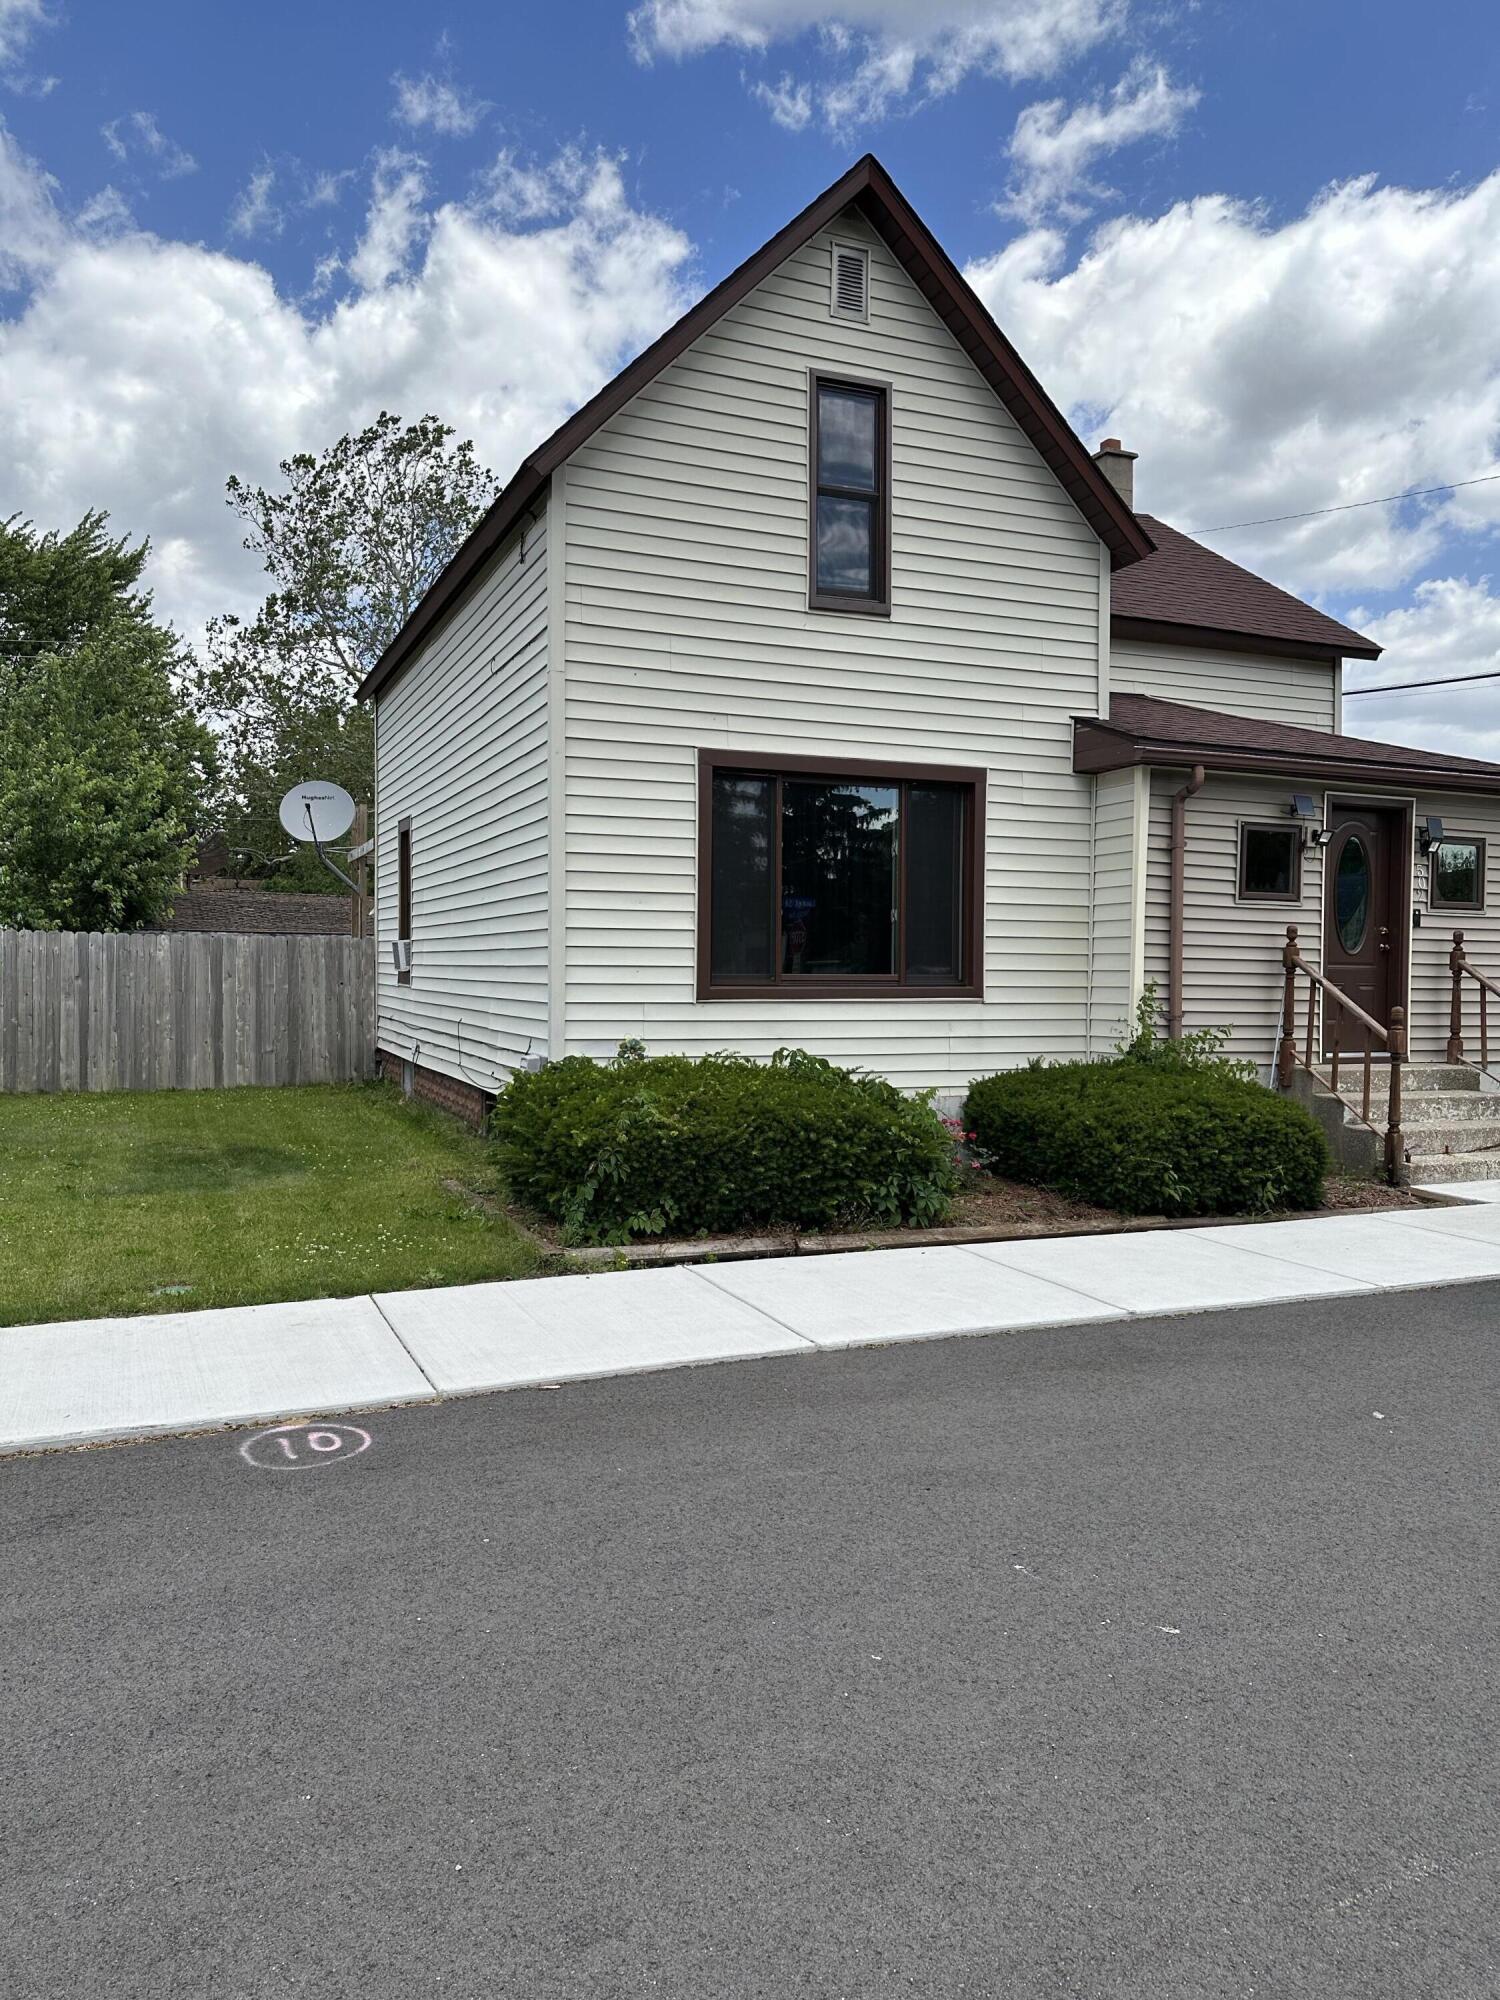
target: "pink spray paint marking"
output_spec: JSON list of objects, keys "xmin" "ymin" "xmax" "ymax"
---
[{"xmin": 240, "ymin": 1421, "xmax": 372, "ymax": 1470}]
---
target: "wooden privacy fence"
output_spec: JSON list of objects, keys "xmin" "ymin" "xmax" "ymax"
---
[{"xmin": 0, "ymin": 930, "xmax": 376, "ymax": 1094}]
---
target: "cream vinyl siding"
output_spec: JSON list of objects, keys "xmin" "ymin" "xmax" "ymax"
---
[
  {"xmin": 559, "ymin": 210, "xmax": 1105, "ymax": 1091},
  {"xmin": 1112, "ymin": 638, "xmax": 1338, "ymax": 729},
  {"xmin": 374, "ymin": 506, "xmax": 550, "ymax": 1085},
  {"xmin": 1144, "ymin": 770, "xmax": 1326, "ymax": 1069},
  {"xmin": 1409, "ymin": 790, "xmax": 1500, "ymax": 1063},
  {"xmin": 1089, "ymin": 768, "xmax": 1146, "ymax": 1053},
  {"xmin": 1141, "ymin": 773, "xmax": 1500, "ymax": 1069}
]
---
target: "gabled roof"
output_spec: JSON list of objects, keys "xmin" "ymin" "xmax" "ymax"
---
[
  {"xmin": 359, "ymin": 153, "xmax": 1155, "ymax": 701},
  {"xmin": 1112, "ymin": 515, "xmax": 1381, "ymax": 662},
  {"xmin": 1075, "ymin": 691, "xmax": 1500, "ymax": 793}
]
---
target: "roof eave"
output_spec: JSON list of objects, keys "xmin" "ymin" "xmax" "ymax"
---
[
  {"xmin": 1073, "ymin": 717, "xmax": 1500, "ymax": 795},
  {"xmin": 1111, "ymin": 612, "xmax": 1381, "ymax": 664}
]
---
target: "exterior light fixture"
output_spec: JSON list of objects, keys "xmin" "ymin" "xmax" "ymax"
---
[{"xmin": 1419, "ymin": 814, "xmax": 1444, "ymax": 855}]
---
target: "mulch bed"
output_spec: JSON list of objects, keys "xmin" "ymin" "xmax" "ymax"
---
[{"xmin": 505, "ymin": 1167, "xmax": 1431, "ymax": 1270}]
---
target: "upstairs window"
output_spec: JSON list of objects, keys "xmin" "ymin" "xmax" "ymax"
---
[
  {"xmin": 700, "ymin": 752, "xmax": 981, "ymax": 997},
  {"xmin": 810, "ymin": 376, "xmax": 890, "ymax": 615}
]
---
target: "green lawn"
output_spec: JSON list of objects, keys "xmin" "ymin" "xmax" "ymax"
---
[{"xmin": 0, "ymin": 1082, "xmax": 544, "ymax": 1326}]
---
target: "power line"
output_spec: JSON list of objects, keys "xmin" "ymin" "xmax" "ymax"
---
[
  {"xmin": 1345, "ymin": 666, "xmax": 1500, "ymax": 697},
  {"xmin": 1186, "ymin": 472, "xmax": 1500, "ymax": 536}
]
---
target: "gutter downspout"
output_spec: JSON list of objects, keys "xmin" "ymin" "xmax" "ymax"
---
[{"xmin": 1168, "ymin": 764, "xmax": 1206, "ymax": 1040}]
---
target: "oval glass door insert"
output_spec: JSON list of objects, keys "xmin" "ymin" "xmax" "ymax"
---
[{"xmin": 1336, "ymin": 836, "xmax": 1370, "ymax": 951}]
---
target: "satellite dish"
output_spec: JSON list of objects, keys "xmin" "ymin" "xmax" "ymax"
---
[{"xmin": 279, "ymin": 781, "xmax": 356, "ymax": 845}]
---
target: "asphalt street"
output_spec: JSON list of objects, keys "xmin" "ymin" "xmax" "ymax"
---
[{"xmin": 4, "ymin": 1281, "xmax": 1499, "ymax": 1998}]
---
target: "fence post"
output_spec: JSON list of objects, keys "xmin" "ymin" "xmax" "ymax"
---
[
  {"xmin": 1448, "ymin": 930, "xmax": 1466, "ymax": 1064},
  {"xmin": 1277, "ymin": 926, "xmax": 1300, "ymax": 1088}
]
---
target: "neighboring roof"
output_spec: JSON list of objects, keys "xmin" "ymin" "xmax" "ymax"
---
[
  {"xmin": 1075, "ymin": 691, "xmax": 1500, "ymax": 794},
  {"xmin": 1111, "ymin": 515, "xmax": 1381, "ymax": 662},
  {"xmin": 360, "ymin": 153, "xmax": 1155, "ymax": 702}
]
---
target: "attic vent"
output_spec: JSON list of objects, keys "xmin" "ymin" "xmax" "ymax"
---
[{"xmin": 831, "ymin": 242, "xmax": 869, "ymax": 322}]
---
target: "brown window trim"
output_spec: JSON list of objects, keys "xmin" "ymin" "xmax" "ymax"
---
[
  {"xmin": 696, "ymin": 749, "xmax": 984, "ymax": 1001},
  {"xmin": 1236, "ymin": 820, "xmax": 1303, "ymax": 904},
  {"xmin": 1430, "ymin": 835, "xmax": 1486, "ymax": 912},
  {"xmin": 396, "ymin": 816, "xmax": 413, "ymax": 985},
  {"xmin": 808, "ymin": 373, "xmax": 892, "ymax": 617}
]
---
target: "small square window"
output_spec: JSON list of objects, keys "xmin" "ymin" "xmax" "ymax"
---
[
  {"xmin": 1431, "ymin": 838, "xmax": 1485, "ymax": 911},
  {"xmin": 1238, "ymin": 823, "xmax": 1301, "ymax": 902}
]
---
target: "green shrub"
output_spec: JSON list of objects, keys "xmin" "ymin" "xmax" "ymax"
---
[
  {"xmin": 962, "ymin": 1061, "xmax": 1327, "ymax": 1217},
  {"xmin": 494, "ymin": 1045, "xmax": 959, "ymax": 1244}
]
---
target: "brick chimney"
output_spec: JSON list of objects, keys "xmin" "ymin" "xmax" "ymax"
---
[{"xmin": 1092, "ymin": 437, "xmax": 1138, "ymax": 511}]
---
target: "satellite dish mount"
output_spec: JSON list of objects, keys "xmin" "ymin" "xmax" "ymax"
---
[{"xmin": 278, "ymin": 781, "xmax": 359, "ymax": 892}]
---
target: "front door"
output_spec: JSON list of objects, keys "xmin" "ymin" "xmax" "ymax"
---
[{"xmin": 1321, "ymin": 802, "xmax": 1407, "ymax": 1053}]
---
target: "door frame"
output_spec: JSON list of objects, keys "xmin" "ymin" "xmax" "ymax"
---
[{"xmin": 1318, "ymin": 791, "xmax": 1414, "ymax": 1051}]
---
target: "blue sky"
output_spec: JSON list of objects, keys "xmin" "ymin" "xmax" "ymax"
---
[{"xmin": 2, "ymin": 0, "xmax": 1499, "ymax": 750}]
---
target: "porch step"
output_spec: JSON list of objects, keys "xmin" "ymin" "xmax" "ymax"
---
[
  {"xmin": 1331, "ymin": 1090, "xmax": 1500, "ymax": 1126},
  {"xmin": 1403, "ymin": 1152, "xmax": 1500, "ymax": 1183},
  {"xmin": 1394, "ymin": 1118, "xmax": 1500, "ymax": 1158},
  {"xmin": 1329, "ymin": 1063, "xmax": 1481, "ymax": 1098}
]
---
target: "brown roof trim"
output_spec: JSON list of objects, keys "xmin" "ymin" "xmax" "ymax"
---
[
  {"xmin": 1111, "ymin": 614, "xmax": 1349, "ymax": 667},
  {"xmin": 359, "ymin": 153, "xmax": 1154, "ymax": 703},
  {"xmin": 1075, "ymin": 693, "xmax": 1500, "ymax": 796}
]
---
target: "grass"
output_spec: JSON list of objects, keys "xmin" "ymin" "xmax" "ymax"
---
[{"xmin": 0, "ymin": 1082, "xmax": 544, "ymax": 1326}]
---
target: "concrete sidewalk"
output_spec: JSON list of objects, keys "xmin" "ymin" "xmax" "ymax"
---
[{"xmin": 7, "ymin": 1196, "xmax": 1500, "ymax": 1453}]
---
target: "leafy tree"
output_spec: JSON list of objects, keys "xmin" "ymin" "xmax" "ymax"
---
[
  {"xmin": 0, "ymin": 514, "xmax": 212, "ymax": 931},
  {"xmin": 198, "ymin": 412, "xmax": 494, "ymax": 887}
]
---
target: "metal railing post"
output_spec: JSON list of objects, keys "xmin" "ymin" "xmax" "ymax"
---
[
  {"xmin": 1277, "ymin": 926, "xmax": 1300, "ymax": 1088},
  {"xmin": 1448, "ymin": 929, "xmax": 1466, "ymax": 1064},
  {"xmin": 1386, "ymin": 1005, "xmax": 1407, "ymax": 1185}
]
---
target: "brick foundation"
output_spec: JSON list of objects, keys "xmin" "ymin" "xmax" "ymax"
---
[{"xmin": 377, "ymin": 1049, "xmax": 494, "ymax": 1130}]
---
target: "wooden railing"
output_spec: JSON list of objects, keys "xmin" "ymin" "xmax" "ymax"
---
[
  {"xmin": 1276, "ymin": 924, "xmax": 1407, "ymax": 1181},
  {"xmin": 1447, "ymin": 930, "xmax": 1500, "ymax": 1069}
]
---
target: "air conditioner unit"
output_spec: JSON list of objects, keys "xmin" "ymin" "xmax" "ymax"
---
[{"xmin": 392, "ymin": 938, "xmax": 413, "ymax": 976}]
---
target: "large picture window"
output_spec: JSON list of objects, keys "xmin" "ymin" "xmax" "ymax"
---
[
  {"xmin": 699, "ymin": 752, "xmax": 982, "ymax": 998},
  {"xmin": 809, "ymin": 375, "xmax": 890, "ymax": 614}
]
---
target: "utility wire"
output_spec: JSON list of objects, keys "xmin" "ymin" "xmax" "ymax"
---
[
  {"xmin": 1345, "ymin": 666, "xmax": 1500, "ymax": 698},
  {"xmin": 1186, "ymin": 472, "xmax": 1500, "ymax": 535}
]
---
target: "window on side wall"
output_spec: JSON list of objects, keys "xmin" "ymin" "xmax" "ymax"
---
[
  {"xmin": 1430, "ymin": 837, "xmax": 1485, "ymax": 912},
  {"xmin": 1238, "ymin": 822, "xmax": 1301, "ymax": 902},
  {"xmin": 396, "ymin": 818, "xmax": 413, "ymax": 983},
  {"xmin": 700, "ymin": 753, "xmax": 982, "ymax": 997},
  {"xmin": 809, "ymin": 375, "xmax": 890, "ymax": 615}
]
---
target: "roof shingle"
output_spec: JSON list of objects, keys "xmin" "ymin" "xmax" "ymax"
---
[
  {"xmin": 1111, "ymin": 515, "xmax": 1380, "ymax": 660},
  {"xmin": 1075, "ymin": 691, "xmax": 1500, "ymax": 792}
]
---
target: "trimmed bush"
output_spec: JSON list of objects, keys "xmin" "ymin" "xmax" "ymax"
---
[
  {"xmin": 962, "ymin": 1062, "xmax": 1327, "ymax": 1217},
  {"xmin": 494, "ymin": 1046, "xmax": 958, "ymax": 1244}
]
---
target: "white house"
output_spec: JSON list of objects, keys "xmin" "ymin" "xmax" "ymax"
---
[{"xmin": 361, "ymin": 155, "xmax": 1500, "ymax": 1178}]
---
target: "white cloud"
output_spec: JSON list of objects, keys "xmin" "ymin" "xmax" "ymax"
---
[
  {"xmin": 347, "ymin": 148, "xmax": 429, "ymax": 290},
  {"xmin": 630, "ymin": 0, "xmax": 1125, "ymax": 132},
  {"xmin": 0, "ymin": 0, "xmax": 49, "ymax": 66},
  {"xmin": 393, "ymin": 71, "xmax": 488, "ymax": 137},
  {"xmin": 229, "ymin": 164, "xmax": 280, "ymax": 239},
  {"xmin": 749, "ymin": 71, "xmax": 813, "ymax": 128},
  {"xmin": 1343, "ymin": 579, "xmax": 1500, "ymax": 760},
  {"xmin": 0, "ymin": 142, "xmax": 694, "ymax": 646},
  {"xmin": 1004, "ymin": 59, "xmax": 1198, "ymax": 222},
  {"xmin": 967, "ymin": 171, "xmax": 1500, "ymax": 600},
  {"xmin": 0, "ymin": 118, "xmax": 63, "ymax": 281},
  {"xmin": 101, "ymin": 110, "xmax": 197, "ymax": 181}
]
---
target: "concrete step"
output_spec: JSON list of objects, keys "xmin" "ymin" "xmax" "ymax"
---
[
  {"xmin": 1327, "ymin": 1064, "xmax": 1482, "ymax": 1097},
  {"xmin": 1403, "ymin": 1152, "xmax": 1500, "ymax": 1183},
  {"xmin": 1334, "ymin": 1090, "xmax": 1500, "ymax": 1125},
  {"xmin": 1396, "ymin": 1118, "xmax": 1500, "ymax": 1157}
]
